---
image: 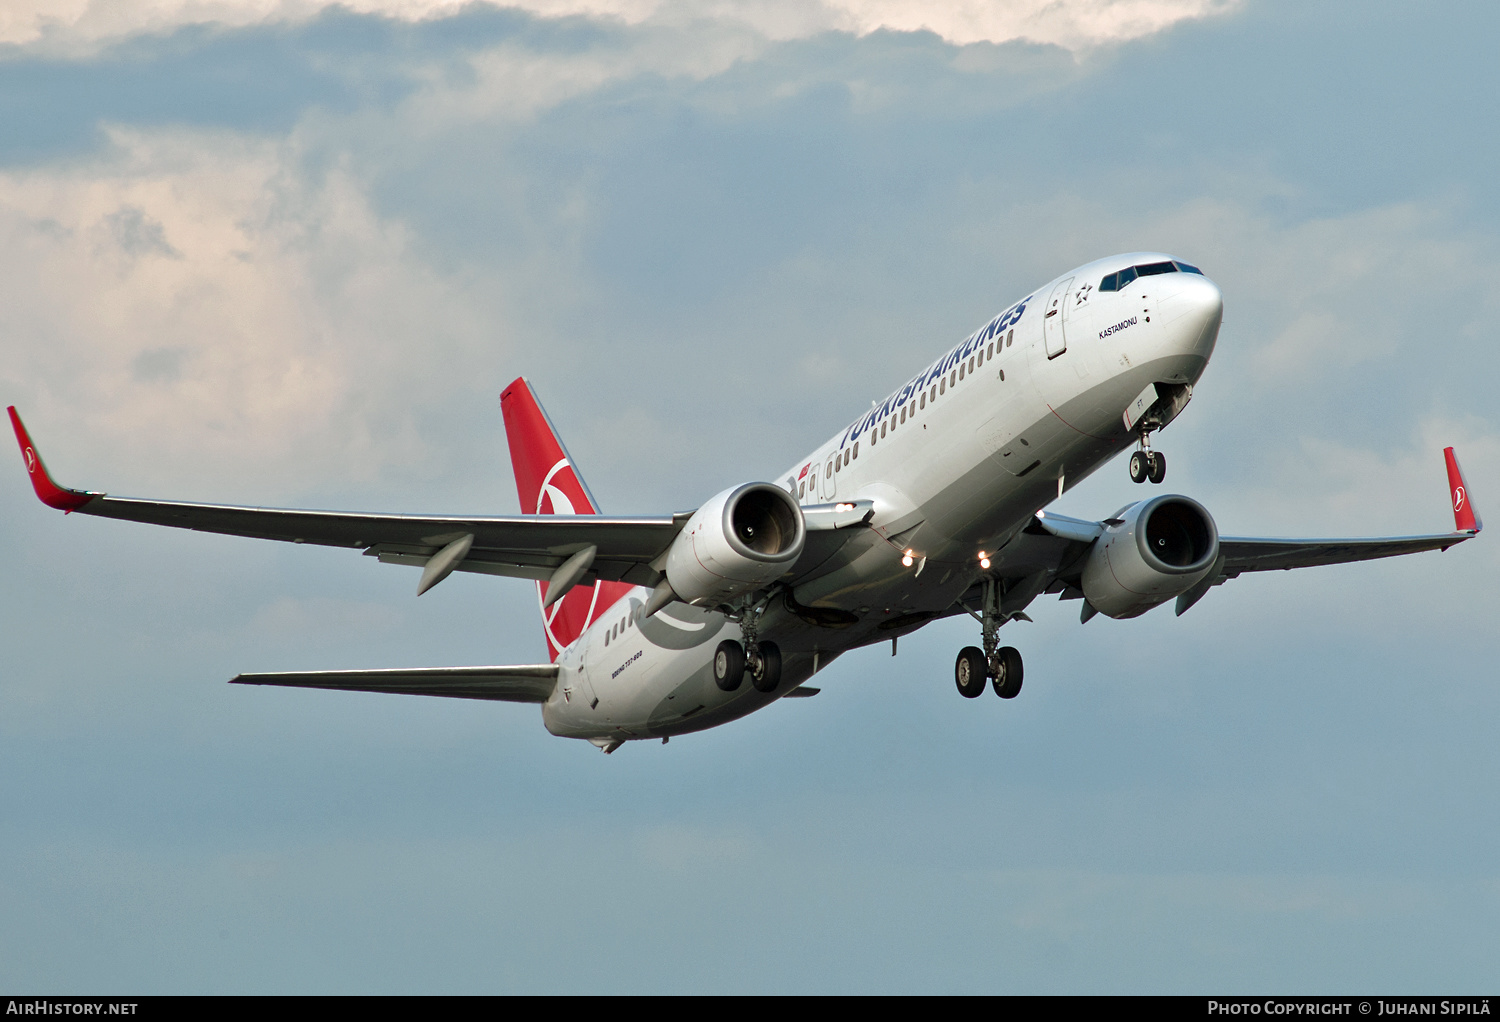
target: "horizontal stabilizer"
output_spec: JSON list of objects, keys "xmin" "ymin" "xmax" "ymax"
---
[{"xmin": 231, "ymin": 664, "xmax": 559, "ymax": 703}]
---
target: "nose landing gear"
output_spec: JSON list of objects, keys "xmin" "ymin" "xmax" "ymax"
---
[{"xmin": 1129, "ymin": 431, "xmax": 1166, "ymax": 484}]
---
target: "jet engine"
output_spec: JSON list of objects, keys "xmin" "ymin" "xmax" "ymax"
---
[
  {"xmin": 1081, "ymin": 495, "xmax": 1219, "ymax": 619},
  {"xmin": 663, "ymin": 482, "xmax": 806, "ymax": 607}
]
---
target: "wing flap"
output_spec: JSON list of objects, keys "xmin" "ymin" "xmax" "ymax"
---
[{"xmin": 230, "ymin": 665, "xmax": 560, "ymax": 702}]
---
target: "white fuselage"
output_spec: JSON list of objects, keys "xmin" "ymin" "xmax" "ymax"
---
[{"xmin": 543, "ymin": 253, "xmax": 1224, "ymax": 744}]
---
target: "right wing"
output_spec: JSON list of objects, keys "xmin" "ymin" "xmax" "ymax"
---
[{"xmin": 957, "ymin": 447, "xmax": 1481, "ymax": 622}]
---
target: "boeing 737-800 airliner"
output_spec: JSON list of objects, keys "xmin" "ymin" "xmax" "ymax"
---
[{"xmin": 9, "ymin": 253, "xmax": 1482, "ymax": 752}]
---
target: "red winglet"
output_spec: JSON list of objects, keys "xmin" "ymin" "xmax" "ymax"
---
[
  {"xmin": 7, "ymin": 407, "xmax": 94, "ymax": 512},
  {"xmin": 1444, "ymin": 447, "xmax": 1481, "ymax": 534}
]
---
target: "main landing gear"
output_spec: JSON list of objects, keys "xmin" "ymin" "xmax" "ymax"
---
[
  {"xmin": 713, "ymin": 605, "xmax": 782, "ymax": 694},
  {"xmin": 954, "ymin": 579, "xmax": 1024, "ymax": 700},
  {"xmin": 714, "ymin": 639, "xmax": 781, "ymax": 693},
  {"xmin": 1128, "ymin": 430, "xmax": 1166, "ymax": 484}
]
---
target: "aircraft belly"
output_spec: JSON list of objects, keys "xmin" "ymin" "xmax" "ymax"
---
[{"xmin": 543, "ymin": 601, "xmax": 838, "ymax": 741}]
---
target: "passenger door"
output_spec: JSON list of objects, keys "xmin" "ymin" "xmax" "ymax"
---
[
  {"xmin": 1043, "ymin": 276, "xmax": 1072, "ymax": 359},
  {"xmin": 820, "ymin": 453, "xmax": 837, "ymax": 500}
]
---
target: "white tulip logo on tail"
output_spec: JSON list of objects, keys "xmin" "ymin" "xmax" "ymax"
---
[
  {"xmin": 536, "ymin": 456, "xmax": 599, "ymax": 655},
  {"xmin": 24, "ymin": 447, "xmax": 35, "ymax": 474},
  {"xmin": 1454, "ymin": 486, "xmax": 1465, "ymax": 512},
  {"xmin": 536, "ymin": 457, "xmax": 577, "ymax": 516}
]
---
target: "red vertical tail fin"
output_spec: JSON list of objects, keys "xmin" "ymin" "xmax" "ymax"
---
[
  {"xmin": 500, "ymin": 378, "xmax": 630, "ymax": 661},
  {"xmin": 1444, "ymin": 447, "xmax": 1481, "ymax": 534}
]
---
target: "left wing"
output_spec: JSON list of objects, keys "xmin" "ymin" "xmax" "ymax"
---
[{"xmin": 8, "ymin": 407, "xmax": 869, "ymax": 594}]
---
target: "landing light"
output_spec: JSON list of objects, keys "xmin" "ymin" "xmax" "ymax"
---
[
  {"xmin": 978, "ymin": 551, "xmax": 991, "ymax": 570},
  {"xmin": 902, "ymin": 549, "xmax": 914, "ymax": 567},
  {"xmin": 836, "ymin": 502, "xmax": 855, "ymax": 511}
]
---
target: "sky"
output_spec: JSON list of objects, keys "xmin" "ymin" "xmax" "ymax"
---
[{"xmin": 1, "ymin": 0, "xmax": 1497, "ymax": 994}]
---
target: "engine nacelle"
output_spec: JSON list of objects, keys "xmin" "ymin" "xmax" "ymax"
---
[
  {"xmin": 1081, "ymin": 495, "xmax": 1219, "ymax": 619},
  {"xmin": 664, "ymin": 482, "xmax": 806, "ymax": 607}
]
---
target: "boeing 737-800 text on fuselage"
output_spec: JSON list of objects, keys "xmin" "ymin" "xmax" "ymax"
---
[{"xmin": 9, "ymin": 253, "xmax": 1482, "ymax": 752}]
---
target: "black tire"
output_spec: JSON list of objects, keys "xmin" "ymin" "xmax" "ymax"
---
[
  {"xmin": 955, "ymin": 646, "xmax": 987, "ymax": 698},
  {"xmin": 750, "ymin": 641, "xmax": 782, "ymax": 693},
  {"xmin": 1148, "ymin": 451, "xmax": 1166, "ymax": 484},
  {"xmin": 993, "ymin": 646, "xmax": 1024, "ymax": 699},
  {"xmin": 713, "ymin": 639, "xmax": 745, "ymax": 692},
  {"xmin": 1129, "ymin": 450, "xmax": 1148, "ymax": 483}
]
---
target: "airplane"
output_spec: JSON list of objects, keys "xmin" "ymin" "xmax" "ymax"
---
[{"xmin": 8, "ymin": 252, "xmax": 1482, "ymax": 753}]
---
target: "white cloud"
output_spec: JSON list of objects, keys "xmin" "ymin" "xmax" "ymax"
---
[
  {"xmin": 3, "ymin": 0, "xmax": 1240, "ymax": 54},
  {"xmin": 824, "ymin": 0, "xmax": 1239, "ymax": 48},
  {"xmin": 402, "ymin": 27, "xmax": 767, "ymax": 127},
  {"xmin": 0, "ymin": 128, "xmax": 493, "ymax": 497}
]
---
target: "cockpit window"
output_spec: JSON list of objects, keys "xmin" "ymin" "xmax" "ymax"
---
[
  {"xmin": 1101, "ymin": 260, "xmax": 1204, "ymax": 290},
  {"xmin": 1099, "ymin": 265, "xmax": 1138, "ymax": 292}
]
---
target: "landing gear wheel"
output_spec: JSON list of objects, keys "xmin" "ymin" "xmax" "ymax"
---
[
  {"xmin": 749, "ymin": 641, "xmax": 782, "ymax": 693},
  {"xmin": 1148, "ymin": 451, "xmax": 1166, "ymax": 484},
  {"xmin": 992, "ymin": 646, "xmax": 1024, "ymax": 699},
  {"xmin": 1129, "ymin": 450, "xmax": 1149, "ymax": 483},
  {"xmin": 713, "ymin": 639, "xmax": 745, "ymax": 692},
  {"xmin": 955, "ymin": 646, "xmax": 987, "ymax": 698}
]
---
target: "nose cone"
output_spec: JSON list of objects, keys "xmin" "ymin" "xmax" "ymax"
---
[{"xmin": 1159, "ymin": 273, "xmax": 1223, "ymax": 362}]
